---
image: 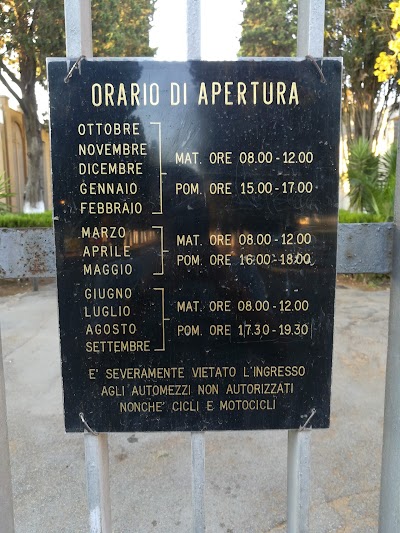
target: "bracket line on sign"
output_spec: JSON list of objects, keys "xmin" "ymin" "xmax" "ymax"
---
[
  {"xmin": 79, "ymin": 412, "xmax": 99, "ymax": 436},
  {"xmin": 305, "ymin": 55, "xmax": 327, "ymax": 84},
  {"xmin": 153, "ymin": 287, "xmax": 170, "ymax": 351},
  {"xmin": 150, "ymin": 122, "xmax": 166, "ymax": 215},
  {"xmin": 64, "ymin": 55, "xmax": 86, "ymax": 83},
  {"xmin": 152, "ymin": 226, "xmax": 169, "ymax": 276},
  {"xmin": 300, "ymin": 408, "xmax": 316, "ymax": 431}
]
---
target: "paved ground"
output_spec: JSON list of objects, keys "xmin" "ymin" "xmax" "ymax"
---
[{"xmin": 0, "ymin": 282, "xmax": 390, "ymax": 532}]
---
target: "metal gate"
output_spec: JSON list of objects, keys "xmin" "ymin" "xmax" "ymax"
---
[{"xmin": 0, "ymin": 1, "xmax": 399, "ymax": 531}]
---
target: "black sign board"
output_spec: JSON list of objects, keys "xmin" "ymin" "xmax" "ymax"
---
[{"xmin": 48, "ymin": 59, "xmax": 341, "ymax": 432}]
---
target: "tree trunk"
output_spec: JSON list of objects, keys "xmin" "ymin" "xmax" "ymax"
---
[
  {"xmin": 23, "ymin": 108, "xmax": 44, "ymax": 210},
  {"xmin": 20, "ymin": 54, "xmax": 44, "ymax": 212}
]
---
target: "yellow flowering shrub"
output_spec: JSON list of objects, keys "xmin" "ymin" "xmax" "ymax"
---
[{"xmin": 375, "ymin": 2, "xmax": 400, "ymax": 82}]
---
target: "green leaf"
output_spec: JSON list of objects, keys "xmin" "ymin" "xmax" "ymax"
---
[{"xmin": 0, "ymin": 174, "xmax": 15, "ymax": 214}]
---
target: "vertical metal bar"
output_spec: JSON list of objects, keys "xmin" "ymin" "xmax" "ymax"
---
[
  {"xmin": 187, "ymin": 3, "xmax": 205, "ymax": 531},
  {"xmin": 187, "ymin": 0, "xmax": 201, "ymax": 60},
  {"xmin": 63, "ymin": 3, "xmax": 111, "ymax": 532},
  {"xmin": 84, "ymin": 432, "xmax": 112, "ymax": 533},
  {"xmin": 0, "ymin": 330, "xmax": 15, "ymax": 533},
  {"xmin": 297, "ymin": 0, "xmax": 326, "ymax": 57},
  {"xmin": 286, "ymin": 2, "xmax": 326, "ymax": 531},
  {"xmin": 64, "ymin": 0, "xmax": 93, "ymax": 57},
  {"xmin": 379, "ymin": 134, "xmax": 400, "ymax": 532},
  {"xmin": 287, "ymin": 430, "xmax": 311, "ymax": 533},
  {"xmin": 191, "ymin": 432, "xmax": 206, "ymax": 533}
]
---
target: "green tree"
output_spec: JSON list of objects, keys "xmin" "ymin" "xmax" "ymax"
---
[
  {"xmin": 347, "ymin": 137, "xmax": 396, "ymax": 219},
  {"xmin": 240, "ymin": 1, "xmax": 398, "ymax": 148},
  {"xmin": 0, "ymin": 173, "xmax": 14, "ymax": 213},
  {"xmin": 92, "ymin": 0, "xmax": 155, "ymax": 57},
  {"xmin": 0, "ymin": 0, "xmax": 155, "ymax": 211},
  {"xmin": 347, "ymin": 137, "xmax": 380, "ymax": 212},
  {"xmin": 239, "ymin": 0, "xmax": 297, "ymax": 57},
  {"xmin": 374, "ymin": 2, "xmax": 400, "ymax": 83},
  {"xmin": 326, "ymin": 1, "xmax": 399, "ymax": 145}
]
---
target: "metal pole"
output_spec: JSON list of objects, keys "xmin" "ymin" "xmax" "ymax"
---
[
  {"xmin": 63, "ymin": 2, "xmax": 111, "ymax": 532},
  {"xmin": 287, "ymin": 430, "xmax": 311, "ymax": 533},
  {"xmin": 297, "ymin": 0, "xmax": 325, "ymax": 57},
  {"xmin": 191, "ymin": 432, "xmax": 206, "ymax": 533},
  {"xmin": 0, "ymin": 330, "xmax": 15, "ymax": 533},
  {"xmin": 64, "ymin": 0, "xmax": 93, "ymax": 57},
  {"xmin": 286, "ymin": 2, "xmax": 326, "ymax": 531},
  {"xmin": 186, "ymin": 0, "xmax": 206, "ymax": 533},
  {"xmin": 84, "ymin": 432, "xmax": 112, "ymax": 533},
  {"xmin": 378, "ymin": 127, "xmax": 400, "ymax": 531},
  {"xmin": 186, "ymin": 4, "xmax": 205, "ymax": 531},
  {"xmin": 187, "ymin": 0, "xmax": 201, "ymax": 60}
]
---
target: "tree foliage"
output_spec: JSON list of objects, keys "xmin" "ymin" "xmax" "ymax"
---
[
  {"xmin": 0, "ymin": 0, "xmax": 155, "ymax": 209},
  {"xmin": 91, "ymin": 0, "xmax": 155, "ymax": 57},
  {"xmin": 240, "ymin": 1, "xmax": 398, "ymax": 147},
  {"xmin": 326, "ymin": 1, "xmax": 398, "ymax": 145},
  {"xmin": 239, "ymin": 0, "xmax": 297, "ymax": 57},
  {"xmin": 374, "ymin": 1, "xmax": 400, "ymax": 83},
  {"xmin": 0, "ymin": 173, "xmax": 14, "ymax": 213},
  {"xmin": 347, "ymin": 137, "xmax": 396, "ymax": 219},
  {"xmin": 347, "ymin": 137, "xmax": 380, "ymax": 212}
]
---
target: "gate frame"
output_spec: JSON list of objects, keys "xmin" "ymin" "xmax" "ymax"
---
[
  {"xmin": 0, "ymin": 329, "xmax": 14, "ymax": 532},
  {"xmin": 62, "ymin": 1, "xmax": 326, "ymax": 531},
  {"xmin": 1, "ymin": 1, "xmax": 398, "ymax": 531}
]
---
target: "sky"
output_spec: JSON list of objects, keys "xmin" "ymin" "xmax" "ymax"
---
[
  {"xmin": 150, "ymin": 0, "xmax": 243, "ymax": 60},
  {"xmin": 0, "ymin": 0, "xmax": 244, "ymax": 117}
]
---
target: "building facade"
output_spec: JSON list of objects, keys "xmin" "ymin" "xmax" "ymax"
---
[{"xmin": 0, "ymin": 96, "xmax": 52, "ymax": 212}]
